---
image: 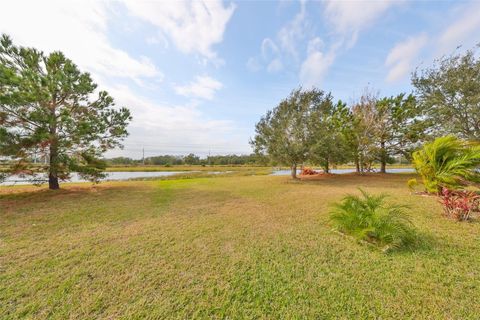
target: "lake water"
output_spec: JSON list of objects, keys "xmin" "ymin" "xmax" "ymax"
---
[
  {"xmin": 0, "ymin": 171, "xmax": 191, "ymax": 186},
  {"xmin": 270, "ymin": 168, "xmax": 415, "ymax": 176}
]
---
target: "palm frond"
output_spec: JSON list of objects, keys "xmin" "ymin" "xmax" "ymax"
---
[
  {"xmin": 330, "ymin": 189, "xmax": 417, "ymax": 251},
  {"xmin": 413, "ymin": 135, "xmax": 480, "ymax": 193}
]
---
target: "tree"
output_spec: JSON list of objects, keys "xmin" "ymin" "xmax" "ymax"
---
[
  {"xmin": 251, "ymin": 88, "xmax": 329, "ymax": 179},
  {"xmin": 308, "ymin": 100, "xmax": 349, "ymax": 173},
  {"xmin": 0, "ymin": 34, "xmax": 131, "ymax": 189},
  {"xmin": 184, "ymin": 153, "xmax": 200, "ymax": 165},
  {"xmin": 107, "ymin": 157, "xmax": 135, "ymax": 165},
  {"xmin": 335, "ymin": 102, "xmax": 361, "ymax": 172},
  {"xmin": 412, "ymin": 44, "xmax": 480, "ymax": 140},
  {"xmin": 350, "ymin": 90, "xmax": 379, "ymax": 173},
  {"xmin": 145, "ymin": 155, "xmax": 183, "ymax": 165},
  {"xmin": 412, "ymin": 136, "xmax": 480, "ymax": 193},
  {"xmin": 375, "ymin": 93, "xmax": 424, "ymax": 173},
  {"xmin": 346, "ymin": 90, "xmax": 424, "ymax": 173}
]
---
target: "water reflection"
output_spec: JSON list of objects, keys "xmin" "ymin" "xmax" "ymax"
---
[{"xmin": 1, "ymin": 171, "xmax": 191, "ymax": 186}]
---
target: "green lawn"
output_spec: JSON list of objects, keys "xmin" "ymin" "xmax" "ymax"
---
[{"xmin": 1, "ymin": 174, "xmax": 479, "ymax": 319}]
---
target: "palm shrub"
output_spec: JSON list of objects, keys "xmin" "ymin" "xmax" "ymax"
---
[
  {"xmin": 412, "ymin": 136, "xmax": 480, "ymax": 193},
  {"xmin": 330, "ymin": 189, "xmax": 416, "ymax": 251}
]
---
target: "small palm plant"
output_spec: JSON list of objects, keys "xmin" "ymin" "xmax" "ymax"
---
[
  {"xmin": 330, "ymin": 189, "xmax": 416, "ymax": 251},
  {"xmin": 412, "ymin": 136, "xmax": 480, "ymax": 193}
]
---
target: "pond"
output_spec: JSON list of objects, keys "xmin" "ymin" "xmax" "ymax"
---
[
  {"xmin": 270, "ymin": 168, "xmax": 415, "ymax": 175},
  {"xmin": 0, "ymin": 171, "xmax": 194, "ymax": 186}
]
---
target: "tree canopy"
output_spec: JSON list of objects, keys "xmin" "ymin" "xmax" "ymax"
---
[
  {"xmin": 251, "ymin": 88, "xmax": 334, "ymax": 178},
  {"xmin": 412, "ymin": 45, "xmax": 480, "ymax": 140},
  {"xmin": 0, "ymin": 34, "xmax": 131, "ymax": 189},
  {"xmin": 252, "ymin": 87, "xmax": 425, "ymax": 176}
]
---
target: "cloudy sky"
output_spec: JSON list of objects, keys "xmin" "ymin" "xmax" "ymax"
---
[{"xmin": 1, "ymin": 0, "xmax": 479, "ymax": 158}]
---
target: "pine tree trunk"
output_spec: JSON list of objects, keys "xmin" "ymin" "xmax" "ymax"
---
[
  {"xmin": 359, "ymin": 154, "xmax": 364, "ymax": 173},
  {"xmin": 291, "ymin": 164, "xmax": 297, "ymax": 179},
  {"xmin": 380, "ymin": 141, "xmax": 386, "ymax": 173},
  {"xmin": 48, "ymin": 172, "xmax": 59, "ymax": 190},
  {"xmin": 325, "ymin": 159, "xmax": 329, "ymax": 174},
  {"xmin": 355, "ymin": 155, "xmax": 360, "ymax": 173},
  {"xmin": 48, "ymin": 140, "xmax": 60, "ymax": 190},
  {"xmin": 48, "ymin": 104, "xmax": 60, "ymax": 190}
]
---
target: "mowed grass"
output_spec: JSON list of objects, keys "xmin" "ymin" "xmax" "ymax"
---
[{"xmin": 1, "ymin": 174, "xmax": 479, "ymax": 319}]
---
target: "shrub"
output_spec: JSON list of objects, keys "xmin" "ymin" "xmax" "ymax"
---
[
  {"xmin": 330, "ymin": 189, "xmax": 416, "ymax": 251},
  {"xmin": 412, "ymin": 136, "xmax": 480, "ymax": 193},
  {"xmin": 439, "ymin": 188, "xmax": 480, "ymax": 221}
]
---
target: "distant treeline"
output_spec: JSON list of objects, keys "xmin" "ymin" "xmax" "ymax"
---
[{"xmin": 106, "ymin": 153, "xmax": 268, "ymax": 166}]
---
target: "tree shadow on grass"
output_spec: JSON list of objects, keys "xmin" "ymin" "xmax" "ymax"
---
[
  {"xmin": 386, "ymin": 230, "xmax": 437, "ymax": 255},
  {"xmin": 332, "ymin": 227, "xmax": 437, "ymax": 256},
  {"xmin": 287, "ymin": 173, "xmax": 419, "ymax": 189}
]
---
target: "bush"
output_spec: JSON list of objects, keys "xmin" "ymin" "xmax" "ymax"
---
[
  {"xmin": 439, "ymin": 188, "xmax": 480, "ymax": 221},
  {"xmin": 412, "ymin": 136, "xmax": 480, "ymax": 193},
  {"xmin": 330, "ymin": 189, "xmax": 416, "ymax": 251}
]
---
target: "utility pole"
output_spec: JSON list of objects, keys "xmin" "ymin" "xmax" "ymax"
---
[
  {"xmin": 208, "ymin": 149, "xmax": 211, "ymax": 166},
  {"xmin": 142, "ymin": 147, "xmax": 145, "ymax": 165}
]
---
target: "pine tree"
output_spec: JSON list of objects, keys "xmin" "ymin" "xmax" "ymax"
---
[{"xmin": 0, "ymin": 34, "xmax": 131, "ymax": 189}]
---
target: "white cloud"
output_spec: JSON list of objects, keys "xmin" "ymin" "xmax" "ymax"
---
[
  {"xmin": 296, "ymin": 0, "xmax": 401, "ymax": 85},
  {"xmin": 307, "ymin": 37, "xmax": 324, "ymax": 54},
  {"xmin": 104, "ymin": 85, "xmax": 246, "ymax": 157},
  {"xmin": 246, "ymin": 57, "xmax": 262, "ymax": 72},
  {"xmin": 246, "ymin": 37, "xmax": 283, "ymax": 74},
  {"xmin": 267, "ymin": 58, "xmax": 283, "ymax": 73},
  {"xmin": 0, "ymin": 0, "xmax": 160, "ymax": 83},
  {"xmin": 385, "ymin": 33, "xmax": 428, "ymax": 83},
  {"xmin": 323, "ymin": 0, "xmax": 401, "ymax": 47},
  {"xmin": 146, "ymin": 34, "xmax": 169, "ymax": 49},
  {"xmin": 249, "ymin": 1, "xmax": 307, "ymax": 74},
  {"xmin": 261, "ymin": 38, "xmax": 280, "ymax": 60},
  {"xmin": 437, "ymin": 1, "xmax": 480, "ymax": 54},
  {"xmin": 299, "ymin": 38, "xmax": 335, "ymax": 87},
  {"xmin": 277, "ymin": 0, "xmax": 307, "ymax": 58},
  {"xmin": 122, "ymin": 0, "xmax": 235, "ymax": 62},
  {"xmin": 174, "ymin": 76, "xmax": 223, "ymax": 100}
]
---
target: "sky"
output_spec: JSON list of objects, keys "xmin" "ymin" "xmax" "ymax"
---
[{"xmin": 1, "ymin": 0, "xmax": 479, "ymax": 158}]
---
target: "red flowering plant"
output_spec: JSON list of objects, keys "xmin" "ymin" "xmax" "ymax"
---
[{"xmin": 439, "ymin": 188, "xmax": 480, "ymax": 221}]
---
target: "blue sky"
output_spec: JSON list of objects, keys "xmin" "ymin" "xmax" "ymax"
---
[{"xmin": 1, "ymin": 0, "xmax": 480, "ymax": 158}]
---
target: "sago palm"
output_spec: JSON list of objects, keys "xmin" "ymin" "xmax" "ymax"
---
[
  {"xmin": 330, "ymin": 189, "xmax": 416, "ymax": 251},
  {"xmin": 412, "ymin": 136, "xmax": 480, "ymax": 193}
]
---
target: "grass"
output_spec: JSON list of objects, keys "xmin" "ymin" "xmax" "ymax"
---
[
  {"xmin": 1, "ymin": 174, "xmax": 480, "ymax": 318},
  {"xmin": 108, "ymin": 168, "xmax": 273, "ymax": 182}
]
